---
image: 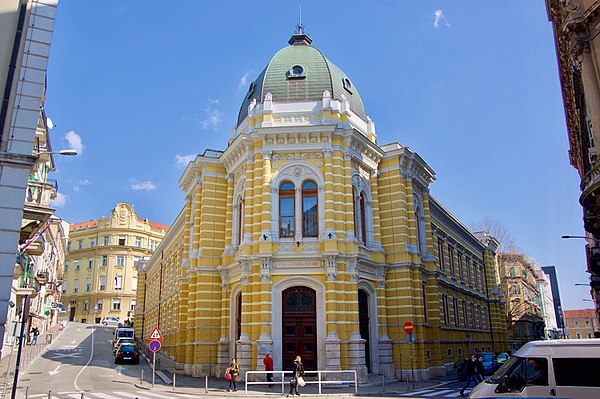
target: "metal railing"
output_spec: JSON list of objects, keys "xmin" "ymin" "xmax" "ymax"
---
[{"xmin": 244, "ymin": 369, "xmax": 357, "ymax": 396}]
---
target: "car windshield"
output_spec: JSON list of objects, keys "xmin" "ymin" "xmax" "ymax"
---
[
  {"xmin": 488, "ymin": 355, "xmax": 522, "ymax": 383},
  {"xmin": 119, "ymin": 345, "xmax": 136, "ymax": 352}
]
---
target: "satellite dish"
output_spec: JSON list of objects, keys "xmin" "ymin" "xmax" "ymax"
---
[{"xmin": 46, "ymin": 116, "xmax": 54, "ymax": 129}]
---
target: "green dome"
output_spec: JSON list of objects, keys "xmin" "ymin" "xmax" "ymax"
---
[{"xmin": 237, "ymin": 33, "xmax": 367, "ymax": 127}]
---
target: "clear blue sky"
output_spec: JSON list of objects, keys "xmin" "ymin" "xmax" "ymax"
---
[{"xmin": 45, "ymin": 1, "xmax": 591, "ymax": 311}]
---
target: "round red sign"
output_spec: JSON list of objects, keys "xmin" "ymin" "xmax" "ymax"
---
[{"xmin": 403, "ymin": 321, "xmax": 415, "ymax": 334}]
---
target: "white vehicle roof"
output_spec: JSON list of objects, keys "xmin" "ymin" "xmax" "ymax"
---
[{"xmin": 514, "ymin": 339, "xmax": 600, "ymax": 358}]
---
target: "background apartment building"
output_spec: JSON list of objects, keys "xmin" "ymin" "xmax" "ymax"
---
[
  {"xmin": 564, "ymin": 309, "xmax": 598, "ymax": 339},
  {"xmin": 63, "ymin": 203, "xmax": 167, "ymax": 324}
]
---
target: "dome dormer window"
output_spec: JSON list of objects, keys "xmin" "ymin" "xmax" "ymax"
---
[
  {"xmin": 287, "ymin": 65, "xmax": 306, "ymax": 80},
  {"xmin": 247, "ymin": 82, "xmax": 255, "ymax": 99},
  {"xmin": 343, "ymin": 77, "xmax": 353, "ymax": 94}
]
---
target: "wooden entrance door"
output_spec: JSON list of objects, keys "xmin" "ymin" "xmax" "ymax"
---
[{"xmin": 282, "ymin": 287, "xmax": 317, "ymax": 370}]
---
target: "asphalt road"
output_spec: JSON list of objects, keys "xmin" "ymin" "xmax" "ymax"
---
[{"xmin": 16, "ymin": 322, "xmax": 148, "ymax": 396}]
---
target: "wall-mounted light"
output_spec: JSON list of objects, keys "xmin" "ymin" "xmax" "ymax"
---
[
  {"xmin": 328, "ymin": 233, "xmax": 332, "ymax": 239},
  {"xmin": 263, "ymin": 234, "xmax": 268, "ymax": 241}
]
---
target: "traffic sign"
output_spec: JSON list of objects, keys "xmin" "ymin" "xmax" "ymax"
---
[
  {"xmin": 149, "ymin": 340, "xmax": 161, "ymax": 353},
  {"xmin": 403, "ymin": 321, "xmax": 415, "ymax": 334},
  {"xmin": 147, "ymin": 326, "xmax": 163, "ymax": 340}
]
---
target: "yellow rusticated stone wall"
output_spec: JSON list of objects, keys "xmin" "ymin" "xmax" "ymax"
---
[{"xmin": 137, "ymin": 122, "xmax": 507, "ymax": 380}]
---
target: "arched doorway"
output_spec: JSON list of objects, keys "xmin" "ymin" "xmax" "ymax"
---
[
  {"xmin": 282, "ymin": 287, "xmax": 317, "ymax": 370},
  {"xmin": 358, "ymin": 289, "xmax": 371, "ymax": 373}
]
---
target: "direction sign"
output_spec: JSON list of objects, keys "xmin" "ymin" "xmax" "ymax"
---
[
  {"xmin": 147, "ymin": 326, "xmax": 163, "ymax": 340},
  {"xmin": 403, "ymin": 321, "xmax": 415, "ymax": 334},
  {"xmin": 149, "ymin": 340, "xmax": 161, "ymax": 353}
]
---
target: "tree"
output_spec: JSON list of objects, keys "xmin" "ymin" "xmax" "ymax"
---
[{"xmin": 471, "ymin": 217, "xmax": 520, "ymax": 254}]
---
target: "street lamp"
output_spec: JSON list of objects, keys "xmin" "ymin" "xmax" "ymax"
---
[{"xmin": 35, "ymin": 149, "xmax": 77, "ymax": 156}]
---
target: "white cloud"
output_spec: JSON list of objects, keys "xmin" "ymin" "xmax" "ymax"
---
[
  {"xmin": 208, "ymin": 98, "xmax": 220, "ymax": 104},
  {"xmin": 73, "ymin": 179, "xmax": 91, "ymax": 192},
  {"xmin": 129, "ymin": 179, "xmax": 157, "ymax": 191},
  {"xmin": 201, "ymin": 108, "xmax": 224, "ymax": 130},
  {"xmin": 239, "ymin": 72, "xmax": 250, "ymax": 89},
  {"xmin": 50, "ymin": 192, "xmax": 67, "ymax": 208},
  {"xmin": 175, "ymin": 154, "xmax": 196, "ymax": 169},
  {"xmin": 65, "ymin": 130, "xmax": 84, "ymax": 154},
  {"xmin": 433, "ymin": 10, "xmax": 450, "ymax": 28}
]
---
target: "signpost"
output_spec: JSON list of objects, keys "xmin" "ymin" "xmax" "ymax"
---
[
  {"xmin": 147, "ymin": 326, "xmax": 163, "ymax": 387},
  {"xmin": 403, "ymin": 322, "xmax": 415, "ymax": 389}
]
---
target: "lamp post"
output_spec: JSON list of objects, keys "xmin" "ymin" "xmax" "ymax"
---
[
  {"xmin": 10, "ymin": 295, "xmax": 29, "ymax": 399},
  {"xmin": 34, "ymin": 149, "xmax": 77, "ymax": 156}
]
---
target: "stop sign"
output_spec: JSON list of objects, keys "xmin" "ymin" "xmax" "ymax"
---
[{"xmin": 403, "ymin": 321, "xmax": 415, "ymax": 334}]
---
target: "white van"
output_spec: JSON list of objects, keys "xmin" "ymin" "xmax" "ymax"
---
[
  {"xmin": 470, "ymin": 339, "xmax": 600, "ymax": 398},
  {"xmin": 114, "ymin": 327, "xmax": 135, "ymax": 342}
]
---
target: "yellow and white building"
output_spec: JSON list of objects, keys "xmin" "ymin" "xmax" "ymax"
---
[
  {"xmin": 136, "ymin": 30, "xmax": 507, "ymax": 382},
  {"xmin": 63, "ymin": 202, "xmax": 168, "ymax": 324}
]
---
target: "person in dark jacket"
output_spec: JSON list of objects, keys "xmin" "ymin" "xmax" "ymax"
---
[
  {"xmin": 460, "ymin": 355, "xmax": 479, "ymax": 397},
  {"xmin": 289, "ymin": 355, "xmax": 305, "ymax": 396},
  {"xmin": 475, "ymin": 355, "xmax": 485, "ymax": 383}
]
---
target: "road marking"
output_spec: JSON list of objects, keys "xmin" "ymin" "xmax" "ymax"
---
[
  {"xmin": 423, "ymin": 388, "xmax": 454, "ymax": 397},
  {"xmin": 443, "ymin": 392, "xmax": 463, "ymax": 398},
  {"xmin": 115, "ymin": 391, "xmax": 170, "ymax": 399},
  {"xmin": 87, "ymin": 393, "xmax": 119, "ymax": 399},
  {"xmin": 48, "ymin": 364, "xmax": 61, "ymax": 376},
  {"xmin": 136, "ymin": 391, "xmax": 182, "ymax": 398},
  {"xmin": 73, "ymin": 327, "xmax": 94, "ymax": 392},
  {"xmin": 401, "ymin": 389, "xmax": 435, "ymax": 396}
]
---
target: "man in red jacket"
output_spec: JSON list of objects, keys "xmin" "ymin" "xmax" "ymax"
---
[{"xmin": 263, "ymin": 354, "xmax": 274, "ymax": 387}]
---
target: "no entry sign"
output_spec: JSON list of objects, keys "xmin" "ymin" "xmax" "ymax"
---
[{"xmin": 403, "ymin": 321, "xmax": 415, "ymax": 334}]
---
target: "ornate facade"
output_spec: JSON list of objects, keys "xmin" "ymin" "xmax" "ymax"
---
[
  {"xmin": 136, "ymin": 31, "xmax": 507, "ymax": 382},
  {"xmin": 63, "ymin": 203, "xmax": 168, "ymax": 324}
]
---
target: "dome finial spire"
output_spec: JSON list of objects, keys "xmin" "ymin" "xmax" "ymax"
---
[{"xmin": 289, "ymin": 4, "xmax": 312, "ymax": 46}]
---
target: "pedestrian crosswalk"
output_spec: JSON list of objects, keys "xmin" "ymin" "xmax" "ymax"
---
[
  {"xmin": 27, "ymin": 391, "xmax": 198, "ymax": 399},
  {"xmin": 399, "ymin": 387, "xmax": 469, "ymax": 398}
]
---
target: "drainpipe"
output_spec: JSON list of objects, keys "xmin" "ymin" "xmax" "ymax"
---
[{"xmin": 0, "ymin": 0, "xmax": 28, "ymax": 146}]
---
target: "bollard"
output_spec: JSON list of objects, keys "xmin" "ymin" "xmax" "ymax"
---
[
  {"xmin": 173, "ymin": 373, "xmax": 175, "ymax": 391},
  {"xmin": 380, "ymin": 373, "xmax": 385, "ymax": 392},
  {"xmin": 205, "ymin": 375, "xmax": 208, "ymax": 394},
  {"xmin": 140, "ymin": 370, "xmax": 143, "ymax": 386},
  {"xmin": 80, "ymin": 393, "xmax": 84, "ymax": 399},
  {"xmin": 47, "ymin": 390, "xmax": 51, "ymax": 399},
  {"xmin": 25, "ymin": 387, "xmax": 28, "ymax": 399}
]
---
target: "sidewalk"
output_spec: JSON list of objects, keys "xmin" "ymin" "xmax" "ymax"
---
[
  {"xmin": 137, "ymin": 357, "xmax": 459, "ymax": 398},
  {"xmin": 0, "ymin": 322, "xmax": 64, "ymax": 395}
]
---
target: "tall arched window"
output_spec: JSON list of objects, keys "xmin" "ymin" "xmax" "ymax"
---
[
  {"xmin": 237, "ymin": 197, "xmax": 245, "ymax": 246},
  {"xmin": 360, "ymin": 193, "xmax": 367, "ymax": 245},
  {"xmin": 279, "ymin": 181, "xmax": 295, "ymax": 237},
  {"xmin": 302, "ymin": 180, "xmax": 318, "ymax": 237},
  {"xmin": 353, "ymin": 187, "xmax": 359, "ymax": 239}
]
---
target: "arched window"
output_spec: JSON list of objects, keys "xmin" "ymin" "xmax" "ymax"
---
[
  {"xmin": 353, "ymin": 187, "xmax": 359, "ymax": 239},
  {"xmin": 302, "ymin": 180, "xmax": 318, "ymax": 237},
  {"xmin": 279, "ymin": 181, "xmax": 295, "ymax": 237},
  {"xmin": 360, "ymin": 192, "xmax": 367, "ymax": 245},
  {"xmin": 237, "ymin": 197, "xmax": 244, "ymax": 246},
  {"xmin": 413, "ymin": 193, "xmax": 426, "ymax": 253}
]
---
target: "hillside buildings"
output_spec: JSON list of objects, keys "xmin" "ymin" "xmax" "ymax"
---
[
  {"xmin": 62, "ymin": 203, "xmax": 168, "ymax": 324},
  {"xmin": 564, "ymin": 309, "xmax": 598, "ymax": 339},
  {"xmin": 0, "ymin": 0, "xmax": 60, "ymax": 357},
  {"xmin": 135, "ymin": 29, "xmax": 508, "ymax": 382},
  {"xmin": 546, "ymin": 0, "xmax": 600, "ymax": 323}
]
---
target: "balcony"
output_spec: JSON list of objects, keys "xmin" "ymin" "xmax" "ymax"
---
[
  {"xmin": 35, "ymin": 271, "xmax": 49, "ymax": 285},
  {"xmin": 21, "ymin": 178, "xmax": 57, "ymax": 241},
  {"xmin": 580, "ymin": 163, "xmax": 600, "ymax": 235}
]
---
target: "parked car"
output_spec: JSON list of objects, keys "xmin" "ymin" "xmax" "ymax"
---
[
  {"xmin": 113, "ymin": 337, "xmax": 135, "ymax": 354},
  {"xmin": 114, "ymin": 327, "xmax": 135, "ymax": 342},
  {"xmin": 496, "ymin": 351, "xmax": 510, "ymax": 365},
  {"xmin": 101, "ymin": 317, "xmax": 121, "ymax": 326},
  {"xmin": 114, "ymin": 344, "xmax": 139, "ymax": 364},
  {"xmin": 477, "ymin": 352, "xmax": 499, "ymax": 375}
]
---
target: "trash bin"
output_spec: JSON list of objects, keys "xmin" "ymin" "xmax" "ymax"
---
[{"xmin": 45, "ymin": 332, "xmax": 52, "ymax": 344}]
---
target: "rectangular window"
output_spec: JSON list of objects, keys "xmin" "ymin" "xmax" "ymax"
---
[
  {"xmin": 103, "ymin": 236, "xmax": 109, "ymax": 246},
  {"xmin": 89, "ymin": 239, "xmax": 95, "ymax": 248},
  {"xmin": 112, "ymin": 298, "xmax": 121, "ymax": 311},
  {"xmin": 116, "ymin": 255, "xmax": 124, "ymax": 266},
  {"xmin": 422, "ymin": 283, "xmax": 428, "ymax": 322},
  {"xmin": 99, "ymin": 275, "xmax": 106, "ymax": 291},
  {"xmin": 438, "ymin": 239, "xmax": 445, "ymax": 271},
  {"xmin": 449, "ymin": 247, "xmax": 455, "ymax": 276},
  {"xmin": 102, "ymin": 256, "xmax": 107, "ymax": 266},
  {"xmin": 67, "ymin": 242, "xmax": 71, "ymax": 252},
  {"xmin": 470, "ymin": 303, "xmax": 475, "ymax": 327},
  {"xmin": 453, "ymin": 297, "xmax": 460, "ymax": 327},
  {"xmin": 150, "ymin": 240, "xmax": 157, "ymax": 251},
  {"xmin": 132, "ymin": 276, "xmax": 138, "ymax": 292},
  {"xmin": 86, "ymin": 277, "xmax": 91, "ymax": 292},
  {"xmin": 463, "ymin": 300, "xmax": 468, "ymax": 327},
  {"xmin": 115, "ymin": 275, "xmax": 122, "ymax": 290},
  {"xmin": 62, "ymin": 282, "xmax": 67, "ymax": 294},
  {"xmin": 575, "ymin": 320, "xmax": 579, "ymax": 327},
  {"xmin": 458, "ymin": 253, "xmax": 464, "ymax": 280},
  {"xmin": 478, "ymin": 305, "xmax": 483, "ymax": 329},
  {"xmin": 586, "ymin": 320, "xmax": 590, "ymax": 327},
  {"xmin": 279, "ymin": 196, "xmax": 295, "ymax": 237},
  {"xmin": 64, "ymin": 263, "xmax": 68, "ymax": 272},
  {"xmin": 118, "ymin": 236, "xmax": 126, "ymax": 246},
  {"xmin": 76, "ymin": 261, "xmax": 80, "ymax": 270},
  {"xmin": 83, "ymin": 301, "xmax": 88, "ymax": 311},
  {"xmin": 130, "ymin": 300, "xmax": 136, "ymax": 311},
  {"xmin": 73, "ymin": 279, "xmax": 79, "ymax": 293},
  {"xmin": 78, "ymin": 240, "xmax": 82, "ymax": 250},
  {"xmin": 553, "ymin": 358, "xmax": 600, "ymax": 386},
  {"xmin": 88, "ymin": 259, "xmax": 93, "ymax": 268},
  {"xmin": 474, "ymin": 264, "xmax": 478, "ymax": 289},
  {"xmin": 302, "ymin": 183, "xmax": 318, "ymax": 237},
  {"xmin": 135, "ymin": 237, "xmax": 141, "ymax": 247},
  {"xmin": 466, "ymin": 259, "xmax": 472, "ymax": 285},
  {"xmin": 97, "ymin": 299, "xmax": 103, "ymax": 310},
  {"xmin": 442, "ymin": 294, "xmax": 450, "ymax": 326}
]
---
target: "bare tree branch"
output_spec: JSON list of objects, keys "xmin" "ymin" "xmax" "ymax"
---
[{"xmin": 471, "ymin": 217, "xmax": 521, "ymax": 254}]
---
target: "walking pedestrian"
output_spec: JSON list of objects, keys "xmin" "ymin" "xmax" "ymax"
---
[
  {"xmin": 263, "ymin": 353, "xmax": 274, "ymax": 387},
  {"xmin": 475, "ymin": 355, "xmax": 485, "ymax": 383},
  {"xmin": 289, "ymin": 355, "xmax": 305, "ymax": 396},
  {"xmin": 225, "ymin": 358, "xmax": 239, "ymax": 392},
  {"xmin": 460, "ymin": 354, "xmax": 478, "ymax": 397},
  {"xmin": 32, "ymin": 327, "xmax": 39, "ymax": 345}
]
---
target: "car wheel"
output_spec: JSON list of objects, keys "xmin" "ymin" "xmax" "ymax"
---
[{"xmin": 102, "ymin": 322, "xmax": 107, "ymax": 326}]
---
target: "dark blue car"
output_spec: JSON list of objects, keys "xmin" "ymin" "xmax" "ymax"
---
[{"xmin": 476, "ymin": 352, "xmax": 498, "ymax": 375}]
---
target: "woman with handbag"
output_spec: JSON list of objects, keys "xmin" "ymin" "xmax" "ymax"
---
[
  {"xmin": 289, "ymin": 355, "xmax": 305, "ymax": 396},
  {"xmin": 225, "ymin": 358, "xmax": 240, "ymax": 392}
]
